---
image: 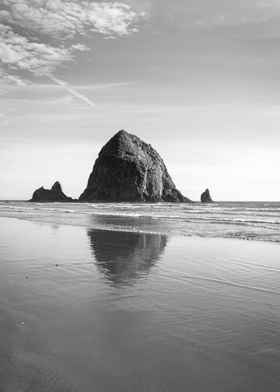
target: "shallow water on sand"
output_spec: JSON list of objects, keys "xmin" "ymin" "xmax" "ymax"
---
[{"xmin": 0, "ymin": 217, "xmax": 280, "ymax": 392}]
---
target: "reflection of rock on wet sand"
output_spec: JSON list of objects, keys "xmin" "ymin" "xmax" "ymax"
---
[{"xmin": 87, "ymin": 230, "xmax": 167, "ymax": 285}]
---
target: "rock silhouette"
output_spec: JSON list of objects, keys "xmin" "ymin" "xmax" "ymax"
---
[
  {"xmin": 201, "ymin": 188, "xmax": 213, "ymax": 203},
  {"xmin": 80, "ymin": 130, "xmax": 190, "ymax": 202},
  {"xmin": 30, "ymin": 181, "xmax": 73, "ymax": 202}
]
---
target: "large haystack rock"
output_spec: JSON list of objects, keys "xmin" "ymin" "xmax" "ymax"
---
[
  {"xmin": 30, "ymin": 181, "xmax": 73, "ymax": 202},
  {"xmin": 80, "ymin": 130, "xmax": 190, "ymax": 202}
]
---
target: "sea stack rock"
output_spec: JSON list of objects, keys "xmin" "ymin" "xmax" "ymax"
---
[
  {"xmin": 80, "ymin": 130, "xmax": 190, "ymax": 202},
  {"xmin": 201, "ymin": 188, "xmax": 213, "ymax": 203},
  {"xmin": 30, "ymin": 181, "xmax": 73, "ymax": 202}
]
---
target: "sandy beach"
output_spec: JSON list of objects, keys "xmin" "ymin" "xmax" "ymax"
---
[{"xmin": 0, "ymin": 216, "xmax": 280, "ymax": 391}]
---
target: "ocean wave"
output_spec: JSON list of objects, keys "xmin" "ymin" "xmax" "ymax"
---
[{"xmin": 0, "ymin": 201, "xmax": 279, "ymax": 243}]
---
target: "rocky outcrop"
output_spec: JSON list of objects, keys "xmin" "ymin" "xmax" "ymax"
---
[
  {"xmin": 79, "ymin": 130, "xmax": 191, "ymax": 202},
  {"xmin": 30, "ymin": 181, "xmax": 73, "ymax": 202},
  {"xmin": 201, "ymin": 188, "xmax": 213, "ymax": 203}
]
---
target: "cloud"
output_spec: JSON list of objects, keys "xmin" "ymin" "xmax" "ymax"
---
[
  {"xmin": 0, "ymin": 24, "xmax": 74, "ymax": 76},
  {"xmin": 161, "ymin": 0, "xmax": 280, "ymax": 33},
  {"xmin": 0, "ymin": 0, "xmax": 145, "ymax": 94},
  {"xmin": 1, "ymin": 0, "xmax": 143, "ymax": 39},
  {"xmin": 48, "ymin": 74, "xmax": 95, "ymax": 108},
  {"xmin": 262, "ymin": 105, "xmax": 280, "ymax": 117}
]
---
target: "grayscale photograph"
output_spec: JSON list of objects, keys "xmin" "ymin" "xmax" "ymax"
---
[{"xmin": 0, "ymin": 0, "xmax": 279, "ymax": 391}]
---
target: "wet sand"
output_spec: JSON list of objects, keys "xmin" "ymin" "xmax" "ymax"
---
[{"xmin": 0, "ymin": 217, "xmax": 280, "ymax": 391}]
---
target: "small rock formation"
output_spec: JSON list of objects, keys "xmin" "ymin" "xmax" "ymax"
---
[
  {"xmin": 201, "ymin": 188, "xmax": 213, "ymax": 203},
  {"xmin": 30, "ymin": 181, "xmax": 73, "ymax": 202},
  {"xmin": 79, "ymin": 130, "xmax": 191, "ymax": 202}
]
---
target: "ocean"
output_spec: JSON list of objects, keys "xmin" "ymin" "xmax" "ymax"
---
[{"xmin": 0, "ymin": 201, "xmax": 279, "ymax": 242}]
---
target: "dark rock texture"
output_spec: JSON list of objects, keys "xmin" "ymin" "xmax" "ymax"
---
[
  {"xmin": 80, "ymin": 130, "xmax": 190, "ymax": 202},
  {"xmin": 201, "ymin": 188, "xmax": 213, "ymax": 203},
  {"xmin": 30, "ymin": 181, "xmax": 73, "ymax": 202}
]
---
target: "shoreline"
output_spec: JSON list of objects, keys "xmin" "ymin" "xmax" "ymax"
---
[{"xmin": 0, "ymin": 214, "xmax": 279, "ymax": 245}]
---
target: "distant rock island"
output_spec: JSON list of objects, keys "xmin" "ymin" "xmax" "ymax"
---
[
  {"xmin": 201, "ymin": 188, "xmax": 213, "ymax": 203},
  {"xmin": 29, "ymin": 130, "xmax": 199, "ymax": 203},
  {"xmin": 30, "ymin": 181, "xmax": 73, "ymax": 202},
  {"xmin": 79, "ymin": 130, "xmax": 191, "ymax": 202}
]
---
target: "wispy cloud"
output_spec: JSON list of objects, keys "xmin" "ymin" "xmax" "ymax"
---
[
  {"xmin": 0, "ymin": 24, "xmax": 75, "ymax": 76},
  {"xmin": 48, "ymin": 74, "xmax": 95, "ymax": 108},
  {"xmin": 182, "ymin": 0, "xmax": 280, "ymax": 31},
  {"xmin": 262, "ymin": 105, "xmax": 280, "ymax": 117},
  {"xmin": 0, "ymin": 0, "xmax": 145, "ymax": 99}
]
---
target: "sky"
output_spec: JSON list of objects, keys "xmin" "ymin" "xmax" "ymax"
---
[{"xmin": 0, "ymin": 0, "xmax": 280, "ymax": 201}]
